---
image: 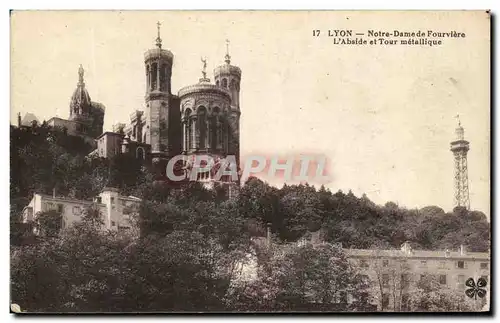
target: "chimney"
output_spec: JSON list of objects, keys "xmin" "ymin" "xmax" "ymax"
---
[
  {"xmin": 460, "ymin": 244, "xmax": 467, "ymax": 255},
  {"xmin": 266, "ymin": 223, "xmax": 272, "ymax": 248},
  {"xmin": 17, "ymin": 112, "xmax": 21, "ymax": 127}
]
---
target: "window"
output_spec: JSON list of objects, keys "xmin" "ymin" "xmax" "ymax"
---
[
  {"xmin": 136, "ymin": 147, "xmax": 145, "ymax": 160},
  {"xmin": 360, "ymin": 260, "xmax": 369, "ymax": 268},
  {"xmin": 457, "ymin": 275, "xmax": 465, "ymax": 289},
  {"xmin": 382, "ymin": 259, "xmax": 389, "ymax": 267},
  {"xmin": 457, "ymin": 261, "xmax": 465, "ymax": 269},
  {"xmin": 111, "ymin": 197, "xmax": 115, "ymax": 204},
  {"xmin": 420, "ymin": 260, "xmax": 427, "ymax": 267},
  {"xmin": 480, "ymin": 262, "xmax": 488, "ymax": 270},
  {"xmin": 57, "ymin": 204, "xmax": 64, "ymax": 213},
  {"xmin": 382, "ymin": 274, "xmax": 389, "ymax": 287},
  {"xmin": 439, "ymin": 274, "xmax": 447, "ymax": 285},
  {"xmin": 72, "ymin": 206, "xmax": 81, "ymax": 215},
  {"xmin": 95, "ymin": 197, "xmax": 102, "ymax": 203},
  {"xmin": 111, "ymin": 221, "xmax": 116, "ymax": 226},
  {"xmin": 439, "ymin": 261, "xmax": 447, "ymax": 269}
]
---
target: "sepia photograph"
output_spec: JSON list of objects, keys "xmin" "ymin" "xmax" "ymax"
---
[{"xmin": 9, "ymin": 10, "xmax": 491, "ymax": 314}]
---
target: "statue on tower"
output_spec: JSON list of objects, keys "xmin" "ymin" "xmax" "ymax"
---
[
  {"xmin": 201, "ymin": 57, "xmax": 207, "ymax": 79},
  {"xmin": 156, "ymin": 21, "xmax": 162, "ymax": 49},
  {"xmin": 199, "ymin": 57, "xmax": 209, "ymax": 83},
  {"xmin": 225, "ymin": 39, "xmax": 231, "ymax": 64},
  {"xmin": 78, "ymin": 64, "xmax": 85, "ymax": 85}
]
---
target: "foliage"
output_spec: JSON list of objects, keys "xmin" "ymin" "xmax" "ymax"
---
[
  {"xmin": 10, "ymin": 123, "xmax": 490, "ymax": 312},
  {"xmin": 409, "ymin": 274, "xmax": 478, "ymax": 312},
  {"xmin": 35, "ymin": 210, "xmax": 63, "ymax": 237},
  {"xmin": 229, "ymin": 242, "xmax": 370, "ymax": 312}
]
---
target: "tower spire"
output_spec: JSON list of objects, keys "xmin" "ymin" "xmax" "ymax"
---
[
  {"xmin": 156, "ymin": 21, "xmax": 162, "ymax": 49},
  {"xmin": 225, "ymin": 39, "xmax": 231, "ymax": 64}
]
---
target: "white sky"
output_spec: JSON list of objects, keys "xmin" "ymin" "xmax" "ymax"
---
[{"xmin": 10, "ymin": 11, "xmax": 490, "ymax": 216}]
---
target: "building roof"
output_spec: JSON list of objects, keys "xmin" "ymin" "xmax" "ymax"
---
[
  {"xmin": 345, "ymin": 248, "xmax": 489, "ymax": 260},
  {"xmin": 34, "ymin": 193, "xmax": 106, "ymax": 208},
  {"xmin": 96, "ymin": 131, "xmax": 124, "ymax": 140},
  {"xmin": 178, "ymin": 81, "xmax": 232, "ymax": 99},
  {"xmin": 21, "ymin": 113, "xmax": 40, "ymax": 126}
]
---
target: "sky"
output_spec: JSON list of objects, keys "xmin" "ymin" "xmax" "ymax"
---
[{"xmin": 10, "ymin": 11, "xmax": 490, "ymax": 216}]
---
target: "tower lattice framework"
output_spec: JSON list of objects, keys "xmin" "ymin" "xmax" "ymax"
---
[{"xmin": 450, "ymin": 116, "xmax": 470, "ymax": 210}]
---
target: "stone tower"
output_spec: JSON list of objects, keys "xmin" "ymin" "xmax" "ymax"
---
[
  {"xmin": 213, "ymin": 40, "xmax": 242, "ymax": 167},
  {"xmin": 144, "ymin": 22, "xmax": 174, "ymax": 170}
]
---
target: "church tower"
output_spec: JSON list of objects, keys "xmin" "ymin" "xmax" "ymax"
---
[
  {"xmin": 69, "ymin": 65, "xmax": 92, "ymax": 123},
  {"xmin": 144, "ymin": 22, "xmax": 174, "ymax": 169},
  {"xmin": 213, "ymin": 40, "xmax": 242, "ymax": 166}
]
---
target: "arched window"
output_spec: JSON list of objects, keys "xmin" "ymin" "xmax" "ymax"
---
[
  {"xmin": 151, "ymin": 63, "xmax": 158, "ymax": 90},
  {"xmin": 216, "ymin": 80, "xmax": 220, "ymax": 87},
  {"xmin": 160, "ymin": 64, "xmax": 167, "ymax": 91},
  {"xmin": 136, "ymin": 147, "xmax": 145, "ymax": 160},
  {"xmin": 222, "ymin": 78, "xmax": 228, "ymax": 88},
  {"xmin": 184, "ymin": 109, "xmax": 191, "ymax": 151},
  {"xmin": 143, "ymin": 132, "xmax": 147, "ymax": 144},
  {"xmin": 230, "ymin": 79, "xmax": 238, "ymax": 105},
  {"xmin": 198, "ymin": 106, "xmax": 207, "ymax": 150},
  {"xmin": 212, "ymin": 107, "xmax": 220, "ymax": 149},
  {"xmin": 146, "ymin": 65, "xmax": 150, "ymax": 90}
]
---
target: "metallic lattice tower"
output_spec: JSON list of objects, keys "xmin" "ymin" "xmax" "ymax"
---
[{"xmin": 450, "ymin": 116, "xmax": 470, "ymax": 210}]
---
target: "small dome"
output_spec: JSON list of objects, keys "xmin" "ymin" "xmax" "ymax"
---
[
  {"xmin": 70, "ymin": 86, "xmax": 92, "ymax": 108},
  {"xmin": 144, "ymin": 48, "xmax": 174, "ymax": 63},
  {"xmin": 70, "ymin": 65, "xmax": 92, "ymax": 113},
  {"xmin": 178, "ymin": 81, "xmax": 231, "ymax": 99},
  {"xmin": 214, "ymin": 63, "xmax": 241, "ymax": 79}
]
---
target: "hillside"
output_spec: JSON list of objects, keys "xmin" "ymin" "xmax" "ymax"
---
[{"xmin": 10, "ymin": 123, "xmax": 490, "ymax": 251}]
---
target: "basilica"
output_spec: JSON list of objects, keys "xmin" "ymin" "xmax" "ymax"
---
[{"xmin": 63, "ymin": 23, "xmax": 242, "ymax": 186}]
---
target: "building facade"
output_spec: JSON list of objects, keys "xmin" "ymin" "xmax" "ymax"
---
[
  {"xmin": 347, "ymin": 241, "xmax": 490, "ymax": 311},
  {"xmin": 22, "ymin": 188, "xmax": 140, "ymax": 233}
]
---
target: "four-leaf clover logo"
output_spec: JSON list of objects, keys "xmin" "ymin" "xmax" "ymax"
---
[{"xmin": 465, "ymin": 277, "xmax": 487, "ymax": 300}]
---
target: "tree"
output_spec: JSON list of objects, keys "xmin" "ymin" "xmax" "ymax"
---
[
  {"xmin": 409, "ymin": 274, "xmax": 476, "ymax": 312},
  {"xmin": 231, "ymin": 242, "xmax": 369, "ymax": 311},
  {"xmin": 369, "ymin": 254, "xmax": 412, "ymax": 311},
  {"xmin": 35, "ymin": 210, "xmax": 63, "ymax": 237}
]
